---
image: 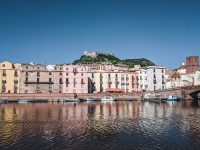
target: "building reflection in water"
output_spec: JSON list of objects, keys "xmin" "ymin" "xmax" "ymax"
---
[{"xmin": 0, "ymin": 101, "xmax": 200, "ymax": 148}]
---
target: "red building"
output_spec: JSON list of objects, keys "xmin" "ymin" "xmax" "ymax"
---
[{"xmin": 185, "ymin": 56, "xmax": 199, "ymax": 74}]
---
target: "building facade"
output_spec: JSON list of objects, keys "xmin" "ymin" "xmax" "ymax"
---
[
  {"xmin": 20, "ymin": 64, "xmax": 63, "ymax": 93},
  {"xmin": 62, "ymin": 65, "xmax": 88, "ymax": 93},
  {"xmin": 146, "ymin": 66, "xmax": 166, "ymax": 91},
  {"xmin": 0, "ymin": 61, "xmax": 21, "ymax": 93}
]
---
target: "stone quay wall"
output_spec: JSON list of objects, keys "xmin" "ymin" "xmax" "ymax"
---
[{"xmin": 0, "ymin": 86, "xmax": 199, "ymax": 101}]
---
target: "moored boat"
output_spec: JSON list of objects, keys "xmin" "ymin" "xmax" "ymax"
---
[
  {"xmin": 164, "ymin": 95, "xmax": 181, "ymax": 101},
  {"xmin": 18, "ymin": 100, "xmax": 30, "ymax": 104},
  {"xmin": 101, "ymin": 96, "xmax": 115, "ymax": 101},
  {"xmin": 86, "ymin": 98, "xmax": 96, "ymax": 101}
]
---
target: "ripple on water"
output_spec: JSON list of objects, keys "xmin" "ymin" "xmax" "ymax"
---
[{"xmin": 0, "ymin": 101, "xmax": 200, "ymax": 150}]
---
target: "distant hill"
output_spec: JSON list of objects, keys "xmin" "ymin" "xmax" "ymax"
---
[
  {"xmin": 122, "ymin": 58, "xmax": 155, "ymax": 67},
  {"xmin": 73, "ymin": 54, "xmax": 155, "ymax": 67}
]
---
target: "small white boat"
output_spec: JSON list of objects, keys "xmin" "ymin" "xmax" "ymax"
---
[
  {"xmin": 101, "ymin": 96, "xmax": 115, "ymax": 101},
  {"xmin": 18, "ymin": 100, "xmax": 29, "ymax": 104},
  {"xmin": 165, "ymin": 95, "xmax": 181, "ymax": 101},
  {"xmin": 86, "ymin": 98, "xmax": 96, "ymax": 101}
]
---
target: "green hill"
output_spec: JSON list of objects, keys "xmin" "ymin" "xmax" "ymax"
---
[{"xmin": 73, "ymin": 54, "xmax": 155, "ymax": 67}]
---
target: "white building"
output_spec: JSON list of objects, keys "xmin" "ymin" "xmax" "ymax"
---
[
  {"xmin": 145, "ymin": 66, "xmax": 166, "ymax": 91},
  {"xmin": 137, "ymin": 69, "xmax": 148, "ymax": 91},
  {"xmin": 193, "ymin": 71, "xmax": 200, "ymax": 86}
]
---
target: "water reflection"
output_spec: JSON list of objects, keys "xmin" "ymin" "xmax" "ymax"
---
[{"xmin": 0, "ymin": 101, "xmax": 200, "ymax": 150}]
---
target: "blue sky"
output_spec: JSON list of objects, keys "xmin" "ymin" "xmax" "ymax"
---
[{"xmin": 0, "ymin": 0, "xmax": 200, "ymax": 69}]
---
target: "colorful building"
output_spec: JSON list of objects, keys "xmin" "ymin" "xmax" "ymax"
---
[
  {"xmin": 20, "ymin": 64, "xmax": 63, "ymax": 93},
  {"xmin": 62, "ymin": 65, "xmax": 88, "ymax": 93},
  {"xmin": 0, "ymin": 61, "xmax": 21, "ymax": 93}
]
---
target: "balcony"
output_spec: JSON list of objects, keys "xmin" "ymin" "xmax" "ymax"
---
[
  {"xmin": 108, "ymin": 81, "xmax": 112, "ymax": 84},
  {"xmin": 153, "ymin": 80, "xmax": 157, "ymax": 84},
  {"xmin": 14, "ymin": 73, "xmax": 18, "ymax": 77},
  {"xmin": 2, "ymin": 85, "xmax": 6, "ymax": 89},
  {"xmin": 115, "ymin": 81, "xmax": 119, "ymax": 84},
  {"xmin": 24, "ymin": 81, "xmax": 54, "ymax": 84}
]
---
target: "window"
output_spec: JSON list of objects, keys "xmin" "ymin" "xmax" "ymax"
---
[
  {"xmin": 73, "ymin": 78, "xmax": 76, "ymax": 87},
  {"xmin": 26, "ymin": 66, "xmax": 28, "ymax": 69},
  {"xmin": 49, "ymin": 78, "xmax": 52, "ymax": 82},
  {"xmin": 2, "ymin": 64, "xmax": 5, "ymax": 67},
  {"xmin": 108, "ymin": 74, "xmax": 111, "ymax": 78},
  {"xmin": 26, "ymin": 72, "xmax": 28, "ymax": 76},
  {"xmin": 162, "ymin": 69, "xmax": 164, "ymax": 73},
  {"xmin": 92, "ymin": 73, "xmax": 94, "ymax": 78},
  {"xmin": 66, "ymin": 78, "xmax": 69, "ymax": 87},
  {"xmin": 59, "ymin": 78, "xmax": 63, "ymax": 84},
  {"xmin": 37, "ymin": 78, "xmax": 39, "ymax": 83},
  {"xmin": 81, "ymin": 79, "xmax": 84, "ymax": 84},
  {"xmin": 154, "ymin": 86, "xmax": 156, "ymax": 91},
  {"xmin": 66, "ymin": 78, "xmax": 69, "ymax": 84},
  {"xmin": 66, "ymin": 73, "xmax": 68, "ymax": 76},
  {"xmin": 37, "ymin": 72, "xmax": 40, "ymax": 77},
  {"xmin": 26, "ymin": 77, "xmax": 28, "ymax": 82},
  {"xmin": 81, "ymin": 73, "xmax": 83, "ymax": 76},
  {"xmin": 60, "ymin": 72, "xmax": 62, "ymax": 76},
  {"xmin": 66, "ymin": 68, "xmax": 68, "ymax": 71},
  {"xmin": 49, "ymin": 72, "xmax": 52, "ymax": 75},
  {"xmin": 154, "ymin": 69, "xmax": 156, "ymax": 73},
  {"xmin": 154, "ymin": 74, "xmax": 156, "ymax": 79}
]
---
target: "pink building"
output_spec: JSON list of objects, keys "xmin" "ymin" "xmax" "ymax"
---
[
  {"xmin": 62, "ymin": 65, "xmax": 88, "ymax": 93},
  {"xmin": 129, "ymin": 71, "xmax": 140, "ymax": 92}
]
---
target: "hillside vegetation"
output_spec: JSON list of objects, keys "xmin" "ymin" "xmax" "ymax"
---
[{"xmin": 73, "ymin": 54, "xmax": 155, "ymax": 67}]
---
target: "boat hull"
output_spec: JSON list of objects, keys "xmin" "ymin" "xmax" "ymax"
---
[{"xmin": 165, "ymin": 97, "xmax": 181, "ymax": 101}]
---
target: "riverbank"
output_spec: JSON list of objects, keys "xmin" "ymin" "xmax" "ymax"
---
[{"xmin": 0, "ymin": 86, "xmax": 199, "ymax": 102}]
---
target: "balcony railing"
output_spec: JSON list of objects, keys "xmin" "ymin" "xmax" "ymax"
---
[
  {"xmin": 108, "ymin": 81, "xmax": 112, "ymax": 84},
  {"xmin": 24, "ymin": 81, "xmax": 54, "ymax": 84},
  {"xmin": 115, "ymin": 81, "xmax": 119, "ymax": 84}
]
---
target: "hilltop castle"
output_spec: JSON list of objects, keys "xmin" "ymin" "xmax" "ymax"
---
[{"xmin": 83, "ymin": 51, "xmax": 114, "ymax": 58}]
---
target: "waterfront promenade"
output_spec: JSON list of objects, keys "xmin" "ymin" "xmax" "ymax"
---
[{"xmin": 0, "ymin": 86, "xmax": 199, "ymax": 101}]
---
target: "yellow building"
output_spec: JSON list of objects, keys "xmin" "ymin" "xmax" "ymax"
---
[{"xmin": 0, "ymin": 61, "xmax": 21, "ymax": 93}]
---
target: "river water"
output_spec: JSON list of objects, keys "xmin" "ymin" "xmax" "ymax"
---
[{"xmin": 0, "ymin": 101, "xmax": 200, "ymax": 150}]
